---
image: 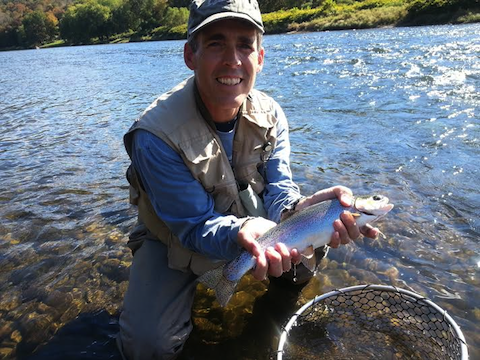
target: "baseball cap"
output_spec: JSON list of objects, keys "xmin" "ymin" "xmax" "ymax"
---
[{"xmin": 187, "ymin": 0, "xmax": 264, "ymax": 39}]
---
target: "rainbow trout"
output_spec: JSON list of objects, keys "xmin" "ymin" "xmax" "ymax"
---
[{"xmin": 199, "ymin": 195, "xmax": 394, "ymax": 307}]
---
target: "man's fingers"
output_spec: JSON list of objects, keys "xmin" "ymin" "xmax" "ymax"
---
[
  {"xmin": 298, "ymin": 185, "xmax": 353, "ymax": 212},
  {"xmin": 361, "ymin": 224, "xmax": 379, "ymax": 239},
  {"xmin": 252, "ymin": 249, "xmax": 268, "ymax": 280},
  {"xmin": 290, "ymin": 248, "xmax": 302, "ymax": 265},
  {"xmin": 265, "ymin": 246, "xmax": 283, "ymax": 277},
  {"xmin": 333, "ymin": 219, "xmax": 351, "ymax": 244},
  {"xmin": 258, "ymin": 243, "xmax": 296, "ymax": 279},
  {"xmin": 275, "ymin": 243, "xmax": 292, "ymax": 273},
  {"xmin": 340, "ymin": 212, "xmax": 361, "ymax": 240},
  {"xmin": 333, "ymin": 186, "xmax": 354, "ymax": 207},
  {"xmin": 329, "ymin": 231, "xmax": 341, "ymax": 248}
]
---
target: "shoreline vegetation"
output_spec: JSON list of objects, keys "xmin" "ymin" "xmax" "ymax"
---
[{"xmin": 1, "ymin": 0, "xmax": 479, "ymax": 51}]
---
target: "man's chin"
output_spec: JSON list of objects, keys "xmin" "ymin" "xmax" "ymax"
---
[{"xmin": 217, "ymin": 96, "xmax": 247, "ymax": 109}]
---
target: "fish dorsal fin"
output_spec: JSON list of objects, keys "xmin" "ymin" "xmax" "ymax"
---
[{"xmin": 301, "ymin": 245, "xmax": 317, "ymax": 272}]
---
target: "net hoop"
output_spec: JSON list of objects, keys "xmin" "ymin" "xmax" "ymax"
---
[{"xmin": 277, "ymin": 284, "xmax": 468, "ymax": 360}]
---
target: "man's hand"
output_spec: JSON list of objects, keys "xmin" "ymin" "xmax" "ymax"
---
[
  {"xmin": 237, "ymin": 217, "xmax": 301, "ymax": 281},
  {"xmin": 295, "ymin": 185, "xmax": 379, "ymax": 247}
]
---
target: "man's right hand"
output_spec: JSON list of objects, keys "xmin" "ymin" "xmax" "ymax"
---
[{"xmin": 237, "ymin": 217, "xmax": 301, "ymax": 281}]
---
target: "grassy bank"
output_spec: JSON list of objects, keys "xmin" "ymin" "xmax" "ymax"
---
[
  {"xmin": 262, "ymin": 0, "xmax": 479, "ymax": 33},
  {"xmin": 140, "ymin": 1, "xmax": 479, "ymax": 42},
  {"xmin": 282, "ymin": 5, "xmax": 409, "ymax": 32},
  {"xmin": 39, "ymin": 0, "xmax": 479, "ymax": 49}
]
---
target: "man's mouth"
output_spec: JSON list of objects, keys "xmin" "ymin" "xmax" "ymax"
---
[{"xmin": 217, "ymin": 77, "xmax": 242, "ymax": 86}]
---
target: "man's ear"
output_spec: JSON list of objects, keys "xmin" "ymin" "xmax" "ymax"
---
[
  {"xmin": 257, "ymin": 47, "xmax": 265, "ymax": 73},
  {"xmin": 184, "ymin": 42, "xmax": 196, "ymax": 70}
]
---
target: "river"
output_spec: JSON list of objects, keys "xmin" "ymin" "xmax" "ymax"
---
[{"xmin": 0, "ymin": 23, "xmax": 478, "ymax": 359}]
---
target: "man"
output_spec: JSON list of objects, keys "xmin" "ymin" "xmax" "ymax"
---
[{"xmin": 118, "ymin": 0, "xmax": 379, "ymax": 359}]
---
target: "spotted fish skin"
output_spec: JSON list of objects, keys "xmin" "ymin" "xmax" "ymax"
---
[{"xmin": 199, "ymin": 195, "xmax": 393, "ymax": 307}]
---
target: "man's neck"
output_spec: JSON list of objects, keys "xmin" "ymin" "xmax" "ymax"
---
[{"xmin": 214, "ymin": 116, "xmax": 238, "ymax": 132}]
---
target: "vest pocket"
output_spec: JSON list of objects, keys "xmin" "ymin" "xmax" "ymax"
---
[
  {"xmin": 181, "ymin": 137, "xmax": 238, "ymax": 214},
  {"xmin": 181, "ymin": 137, "xmax": 220, "ymax": 164},
  {"xmin": 167, "ymin": 233, "xmax": 193, "ymax": 272},
  {"xmin": 207, "ymin": 182, "xmax": 236, "ymax": 214}
]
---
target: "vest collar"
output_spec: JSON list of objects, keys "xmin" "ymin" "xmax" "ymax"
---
[
  {"xmin": 193, "ymin": 80, "xmax": 219, "ymax": 132},
  {"xmin": 241, "ymin": 92, "xmax": 276, "ymax": 128}
]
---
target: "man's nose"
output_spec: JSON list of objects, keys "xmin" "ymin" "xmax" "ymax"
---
[{"xmin": 223, "ymin": 46, "xmax": 241, "ymax": 67}]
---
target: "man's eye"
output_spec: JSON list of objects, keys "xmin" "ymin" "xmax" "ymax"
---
[
  {"xmin": 208, "ymin": 42, "xmax": 222, "ymax": 47},
  {"xmin": 239, "ymin": 43, "xmax": 253, "ymax": 50}
]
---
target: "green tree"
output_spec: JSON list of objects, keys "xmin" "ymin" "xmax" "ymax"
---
[
  {"xmin": 22, "ymin": 10, "xmax": 56, "ymax": 46},
  {"xmin": 124, "ymin": 0, "xmax": 154, "ymax": 30},
  {"xmin": 162, "ymin": 6, "xmax": 188, "ymax": 27},
  {"xmin": 405, "ymin": 0, "xmax": 475, "ymax": 23},
  {"xmin": 59, "ymin": 1, "xmax": 110, "ymax": 43},
  {"xmin": 109, "ymin": 2, "xmax": 133, "ymax": 33},
  {"xmin": 141, "ymin": 0, "xmax": 169, "ymax": 29}
]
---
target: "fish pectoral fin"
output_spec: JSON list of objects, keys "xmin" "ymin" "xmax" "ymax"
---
[
  {"xmin": 301, "ymin": 253, "xmax": 317, "ymax": 272},
  {"xmin": 378, "ymin": 229, "xmax": 387, "ymax": 239},
  {"xmin": 302, "ymin": 245, "xmax": 315, "ymax": 259},
  {"xmin": 300, "ymin": 246, "xmax": 317, "ymax": 272}
]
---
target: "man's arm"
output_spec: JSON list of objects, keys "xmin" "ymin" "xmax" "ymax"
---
[
  {"xmin": 131, "ymin": 129, "xmax": 245, "ymax": 261},
  {"xmin": 262, "ymin": 101, "xmax": 303, "ymax": 222}
]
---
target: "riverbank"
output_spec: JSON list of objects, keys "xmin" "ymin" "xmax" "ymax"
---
[{"xmin": 38, "ymin": 2, "xmax": 479, "ymax": 50}]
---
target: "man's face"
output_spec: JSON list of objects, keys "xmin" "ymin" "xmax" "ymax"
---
[{"xmin": 184, "ymin": 19, "xmax": 264, "ymax": 122}]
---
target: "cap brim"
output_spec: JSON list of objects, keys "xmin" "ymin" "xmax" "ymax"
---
[{"xmin": 188, "ymin": 12, "xmax": 264, "ymax": 38}]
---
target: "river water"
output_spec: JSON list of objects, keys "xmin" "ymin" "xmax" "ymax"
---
[{"xmin": 0, "ymin": 23, "xmax": 478, "ymax": 359}]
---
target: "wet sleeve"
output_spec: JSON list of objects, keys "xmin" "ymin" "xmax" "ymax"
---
[
  {"xmin": 131, "ymin": 129, "xmax": 244, "ymax": 261},
  {"xmin": 262, "ymin": 102, "xmax": 303, "ymax": 223}
]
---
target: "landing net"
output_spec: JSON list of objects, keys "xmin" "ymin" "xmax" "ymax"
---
[{"xmin": 277, "ymin": 284, "xmax": 468, "ymax": 360}]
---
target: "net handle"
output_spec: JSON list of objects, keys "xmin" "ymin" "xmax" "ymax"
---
[{"xmin": 277, "ymin": 284, "xmax": 468, "ymax": 360}]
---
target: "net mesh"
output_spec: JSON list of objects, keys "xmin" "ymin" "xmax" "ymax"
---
[{"xmin": 278, "ymin": 285, "xmax": 468, "ymax": 360}]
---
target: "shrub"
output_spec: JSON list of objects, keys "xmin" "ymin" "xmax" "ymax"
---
[
  {"xmin": 290, "ymin": 5, "xmax": 408, "ymax": 31},
  {"xmin": 263, "ymin": 4, "xmax": 336, "ymax": 33}
]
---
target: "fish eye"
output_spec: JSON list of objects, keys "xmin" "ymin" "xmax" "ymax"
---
[{"xmin": 373, "ymin": 195, "xmax": 382, "ymax": 201}]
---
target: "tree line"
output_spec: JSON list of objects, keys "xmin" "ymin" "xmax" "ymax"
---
[
  {"xmin": 0, "ymin": 0, "xmax": 478, "ymax": 50},
  {"xmin": 0, "ymin": 0, "xmax": 192, "ymax": 48},
  {"xmin": 0, "ymin": 0, "xmax": 387, "ymax": 49}
]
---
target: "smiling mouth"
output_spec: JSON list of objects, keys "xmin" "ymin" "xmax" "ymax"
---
[{"xmin": 217, "ymin": 77, "xmax": 242, "ymax": 86}]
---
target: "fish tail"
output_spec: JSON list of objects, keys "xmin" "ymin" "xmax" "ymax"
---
[{"xmin": 198, "ymin": 266, "xmax": 238, "ymax": 307}]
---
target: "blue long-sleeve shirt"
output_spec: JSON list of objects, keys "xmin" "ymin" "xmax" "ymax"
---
[{"xmin": 131, "ymin": 101, "xmax": 302, "ymax": 261}]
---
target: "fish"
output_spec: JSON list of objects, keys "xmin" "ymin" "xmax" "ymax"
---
[{"xmin": 199, "ymin": 194, "xmax": 394, "ymax": 307}]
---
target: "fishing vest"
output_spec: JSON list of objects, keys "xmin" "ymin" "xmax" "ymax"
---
[{"xmin": 124, "ymin": 77, "xmax": 278, "ymax": 275}]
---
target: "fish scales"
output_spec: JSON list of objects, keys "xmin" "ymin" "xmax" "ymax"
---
[
  {"xmin": 199, "ymin": 195, "xmax": 394, "ymax": 307},
  {"xmin": 223, "ymin": 200, "xmax": 343, "ymax": 283}
]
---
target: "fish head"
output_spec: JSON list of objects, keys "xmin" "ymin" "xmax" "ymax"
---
[{"xmin": 353, "ymin": 195, "xmax": 394, "ymax": 224}]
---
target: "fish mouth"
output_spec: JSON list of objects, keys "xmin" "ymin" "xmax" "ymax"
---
[
  {"xmin": 362, "ymin": 203, "xmax": 394, "ymax": 216},
  {"xmin": 354, "ymin": 196, "xmax": 394, "ymax": 216}
]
